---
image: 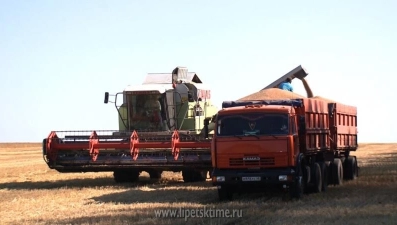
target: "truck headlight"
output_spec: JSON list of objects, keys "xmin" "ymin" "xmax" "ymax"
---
[
  {"xmin": 213, "ymin": 176, "xmax": 225, "ymax": 182},
  {"xmin": 279, "ymin": 175, "xmax": 288, "ymax": 181}
]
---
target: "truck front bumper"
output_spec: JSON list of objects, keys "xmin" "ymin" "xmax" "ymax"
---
[{"xmin": 211, "ymin": 168, "xmax": 297, "ymax": 188}]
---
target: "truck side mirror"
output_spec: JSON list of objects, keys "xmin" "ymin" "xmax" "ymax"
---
[{"xmin": 104, "ymin": 92, "xmax": 109, "ymax": 104}]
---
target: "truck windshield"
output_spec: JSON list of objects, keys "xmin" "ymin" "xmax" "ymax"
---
[
  {"xmin": 217, "ymin": 113, "xmax": 289, "ymax": 136},
  {"xmin": 127, "ymin": 93, "xmax": 165, "ymax": 131}
]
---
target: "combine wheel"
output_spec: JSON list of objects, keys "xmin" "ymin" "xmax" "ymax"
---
[
  {"xmin": 311, "ymin": 163, "xmax": 322, "ymax": 193},
  {"xmin": 332, "ymin": 158, "xmax": 343, "ymax": 185},
  {"xmin": 148, "ymin": 170, "xmax": 163, "ymax": 179},
  {"xmin": 182, "ymin": 169, "xmax": 194, "ymax": 182},
  {"xmin": 113, "ymin": 170, "xmax": 140, "ymax": 183},
  {"xmin": 113, "ymin": 170, "xmax": 128, "ymax": 183},
  {"xmin": 128, "ymin": 170, "xmax": 140, "ymax": 182},
  {"xmin": 345, "ymin": 156, "xmax": 358, "ymax": 180},
  {"xmin": 197, "ymin": 170, "xmax": 208, "ymax": 182},
  {"xmin": 218, "ymin": 186, "xmax": 233, "ymax": 201},
  {"xmin": 182, "ymin": 169, "xmax": 207, "ymax": 182}
]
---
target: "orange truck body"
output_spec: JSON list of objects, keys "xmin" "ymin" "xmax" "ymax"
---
[{"xmin": 211, "ymin": 98, "xmax": 358, "ymax": 200}]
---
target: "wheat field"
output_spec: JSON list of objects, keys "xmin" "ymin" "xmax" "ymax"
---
[{"xmin": 0, "ymin": 143, "xmax": 396, "ymax": 225}]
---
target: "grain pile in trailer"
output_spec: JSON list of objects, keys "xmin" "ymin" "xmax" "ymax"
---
[{"xmin": 237, "ymin": 88, "xmax": 306, "ymax": 101}]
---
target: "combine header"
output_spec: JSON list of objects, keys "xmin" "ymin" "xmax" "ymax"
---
[{"xmin": 42, "ymin": 67, "xmax": 218, "ymax": 183}]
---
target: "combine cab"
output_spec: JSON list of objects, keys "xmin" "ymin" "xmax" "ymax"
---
[{"xmin": 43, "ymin": 67, "xmax": 218, "ymax": 183}]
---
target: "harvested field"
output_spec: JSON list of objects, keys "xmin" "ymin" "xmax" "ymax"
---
[
  {"xmin": 0, "ymin": 143, "xmax": 396, "ymax": 225},
  {"xmin": 238, "ymin": 88, "xmax": 305, "ymax": 101}
]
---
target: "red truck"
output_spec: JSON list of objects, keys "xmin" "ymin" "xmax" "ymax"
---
[{"xmin": 210, "ymin": 98, "xmax": 358, "ymax": 200}]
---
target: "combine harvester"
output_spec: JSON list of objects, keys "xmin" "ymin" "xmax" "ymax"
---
[{"xmin": 42, "ymin": 67, "xmax": 218, "ymax": 182}]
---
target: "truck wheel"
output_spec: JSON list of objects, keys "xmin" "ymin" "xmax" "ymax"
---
[
  {"xmin": 345, "ymin": 156, "xmax": 358, "ymax": 180},
  {"xmin": 290, "ymin": 165, "xmax": 305, "ymax": 199},
  {"xmin": 325, "ymin": 161, "xmax": 333, "ymax": 185},
  {"xmin": 303, "ymin": 165, "xmax": 311, "ymax": 194},
  {"xmin": 319, "ymin": 162, "xmax": 328, "ymax": 192},
  {"xmin": 290, "ymin": 177, "xmax": 304, "ymax": 199},
  {"xmin": 352, "ymin": 156, "xmax": 358, "ymax": 179},
  {"xmin": 332, "ymin": 158, "xmax": 343, "ymax": 185},
  {"xmin": 312, "ymin": 163, "xmax": 322, "ymax": 193},
  {"xmin": 304, "ymin": 166, "xmax": 311, "ymax": 184},
  {"xmin": 218, "ymin": 187, "xmax": 233, "ymax": 201}
]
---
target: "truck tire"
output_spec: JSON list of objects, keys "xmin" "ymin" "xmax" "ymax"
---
[
  {"xmin": 290, "ymin": 165, "xmax": 305, "ymax": 199},
  {"xmin": 304, "ymin": 166, "xmax": 311, "ymax": 184},
  {"xmin": 312, "ymin": 163, "xmax": 322, "ymax": 193},
  {"xmin": 345, "ymin": 156, "xmax": 358, "ymax": 180},
  {"xmin": 332, "ymin": 158, "xmax": 343, "ymax": 185},
  {"xmin": 325, "ymin": 161, "xmax": 333, "ymax": 185},
  {"xmin": 319, "ymin": 161, "xmax": 328, "ymax": 192},
  {"xmin": 218, "ymin": 187, "xmax": 233, "ymax": 201}
]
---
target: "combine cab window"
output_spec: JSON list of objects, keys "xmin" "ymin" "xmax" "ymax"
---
[
  {"xmin": 217, "ymin": 113, "xmax": 289, "ymax": 136},
  {"xmin": 127, "ymin": 93, "xmax": 165, "ymax": 131}
]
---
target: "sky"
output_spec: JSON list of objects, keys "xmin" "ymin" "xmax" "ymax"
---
[{"xmin": 0, "ymin": 0, "xmax": 396, "ymax": 143}]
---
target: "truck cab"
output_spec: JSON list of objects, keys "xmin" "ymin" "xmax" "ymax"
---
[{"xmin": 211, "ymin": 103, "xmax": 300, "ymax": 200}]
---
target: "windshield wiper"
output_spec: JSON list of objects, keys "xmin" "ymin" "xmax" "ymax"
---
[{"xmin": 244, "ymin": 134, "xmax": 260, "ymax": 139}]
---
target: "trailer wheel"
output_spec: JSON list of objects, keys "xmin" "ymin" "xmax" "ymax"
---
[
  {"xmin": 332, "ymin": 158, "xmax": 343, "ymax": 185},
  {"xmin": 319, "ymin": 162, "xmax": 328, "ymax": 192},
  {"xmin": 311, "ymin": 163, "xmax": 322, "ymax": 193},
  {"xmin": 218, "ymin": 187, "xmax": 233, "ymax": 201},
  {"xmin": 345, "ymin": 156, "xmax": 358, "ymax": 180}
]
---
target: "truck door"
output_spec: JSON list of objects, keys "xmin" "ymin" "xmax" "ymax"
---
[{"xmin": 291, "ymin": 115, "xmax": 299, "ymax": 165}]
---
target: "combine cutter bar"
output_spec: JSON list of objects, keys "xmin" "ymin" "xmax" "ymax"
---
[
  {"xmin": 45, "ymin": 130, "xmax": 211, "ymax": 163},
  {"xmin": 171, "ymin": 130, "xmax": 211, "ymax": 160}
]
